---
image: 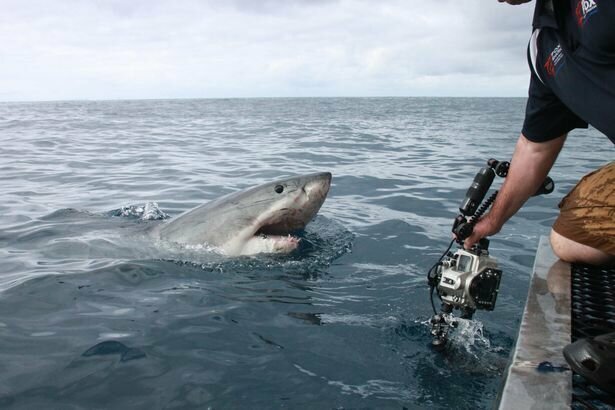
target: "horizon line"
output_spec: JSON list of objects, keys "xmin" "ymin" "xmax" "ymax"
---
[{"xmin": 0, "ymin": 95, "xmax": 528, "ymax": 104}]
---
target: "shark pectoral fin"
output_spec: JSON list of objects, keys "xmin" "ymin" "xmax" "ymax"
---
[{"xmin": 239, "ymin": 235, "xmax": 300, "ymax": 256}]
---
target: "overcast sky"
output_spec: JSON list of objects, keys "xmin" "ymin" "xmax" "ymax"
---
[{"xmin": 0, "ymin": 0, "xmax": 536, "ymax": 101}]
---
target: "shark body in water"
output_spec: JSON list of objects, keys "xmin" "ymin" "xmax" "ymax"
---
[{"xmin": 157, "ymin": 172, "xmax": 332, "ymax": 256}]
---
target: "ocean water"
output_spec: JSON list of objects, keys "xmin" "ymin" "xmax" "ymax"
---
[{"xmin": 0, "ymin": 98, "xmax": 611, "ymax": 409}]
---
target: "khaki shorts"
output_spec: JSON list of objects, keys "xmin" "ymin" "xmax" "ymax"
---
[{"xmin": 552, "ymin": 161, "xmax": 615, "ymax": 255}]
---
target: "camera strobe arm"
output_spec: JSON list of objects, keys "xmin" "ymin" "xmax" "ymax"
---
[
  {"xmin": 452, "ymin": 159, "xmax": 506, "ymax": 245},
  {"xmin": 452, "ymin": 159, "xmax": 554, "ymax": 245}
]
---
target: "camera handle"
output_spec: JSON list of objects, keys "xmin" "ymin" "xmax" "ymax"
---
[{"xmin": 453, "ymin": 190, "xmax": 498, "ymax": 246}]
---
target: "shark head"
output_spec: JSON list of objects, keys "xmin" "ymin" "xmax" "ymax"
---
[{"xmin": 159, "ymin": 172, "xmax": 332, "ymax": 256}]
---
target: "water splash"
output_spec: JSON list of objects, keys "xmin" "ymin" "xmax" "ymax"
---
[
  {"xmin": 108, "ymin": 202, "xmax": 169, "ymax": 220},
  {"xmin": 449, "ymin": 317, "xmax": 492, "ymax": 352},
  {"xmin": 418, "ymin": 315, "xmax": 492, "ymax": 353}
]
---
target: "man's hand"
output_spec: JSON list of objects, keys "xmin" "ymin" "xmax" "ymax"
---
[
  {"xmin": 498, "ymin": 0, "xmax": 532, "ymax": 4},
  {"xmin": 464, "ymin": 213, "xmax": 502, "ymax": 250}
]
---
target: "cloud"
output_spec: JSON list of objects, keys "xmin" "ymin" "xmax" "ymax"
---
[{"xmin": 0, "ymin": 0, "xmax": 535, "ymax": 100}]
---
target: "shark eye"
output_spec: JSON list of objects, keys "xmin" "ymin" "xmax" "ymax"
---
[{"xmin": 274, "ymin": 185, "xmax": 284, "ymax": 194}]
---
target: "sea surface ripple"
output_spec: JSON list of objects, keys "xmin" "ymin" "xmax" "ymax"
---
[{"xmin": 0, "ymin": 98, "xmax": 610, "ymax": 409}]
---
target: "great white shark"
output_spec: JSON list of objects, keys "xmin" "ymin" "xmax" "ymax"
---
[{"xmin": 157, "ymin": 172, "xmax": 332, "ymax": 256}]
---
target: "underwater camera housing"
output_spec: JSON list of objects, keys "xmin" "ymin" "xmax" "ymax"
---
[
  {"xmin": 427, "ymin": 159, "xmax": 554, "ymax": 351},
  {"xmin": 437, "ymin": 246, "xmax": 501, "ymax": 314},
  {"xmin": 428, "ymin": 242, "xmax": 503, "ymax": 351}
]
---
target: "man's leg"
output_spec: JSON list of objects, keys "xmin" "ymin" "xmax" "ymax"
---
[
  {"xmin": 550, "ymin": 162, "xmax": 615, "ymax": 266},
  {"xmin": 550, "ymin": 229, "xmax": 615, "ymax": 266}
]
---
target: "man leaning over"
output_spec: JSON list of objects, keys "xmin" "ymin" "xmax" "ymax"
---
[{"xmin": 465, "ymin": 0, "xmax": 614, "ymax": 266}]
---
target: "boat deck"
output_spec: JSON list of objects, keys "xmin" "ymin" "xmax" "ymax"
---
[{"xmin": 498, "ymin": 237, "xmax": 615, "ymax": 409}]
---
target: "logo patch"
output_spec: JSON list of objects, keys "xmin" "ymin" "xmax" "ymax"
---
[
  {"xmin": 575, "ymin": 0, "xmax": 598, "ymax": 27},
  {"xmin": 544, "ymin": 44, "xmax": 565, "ymax": 78}
]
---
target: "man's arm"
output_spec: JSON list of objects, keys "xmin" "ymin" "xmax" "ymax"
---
[{"xmin": 464, "ymin": 133, "xmax": 566, "ymax": 249}]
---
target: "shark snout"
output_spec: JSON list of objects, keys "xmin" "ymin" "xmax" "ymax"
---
[
  {"xmin": 296, "ymin": 172, "xmax": 331, "ymax": 223},
  {"xmin": 303, "ymin": 172, "xmax": 332, "ymax": 201}
]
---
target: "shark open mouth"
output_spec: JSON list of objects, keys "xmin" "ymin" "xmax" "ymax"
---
[
  {"xmin": 244, "ymin": 226, "xmax": 299, "ymax": 255},
  {"xmin": 255, "ymin": 221, "xmax": 302, "ymax": 237},
  {"xmin": 248, "ymin": 214, "xmax": 307, "ymax": 254}
]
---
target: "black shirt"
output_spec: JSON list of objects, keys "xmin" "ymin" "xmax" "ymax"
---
[
  {"xmin": 532, "ymin": 0, "xmax": 558, "ymax": 29},
  {"xmin": 523, "ymin": 0, "xmax": 615, "ymax": 143}
]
